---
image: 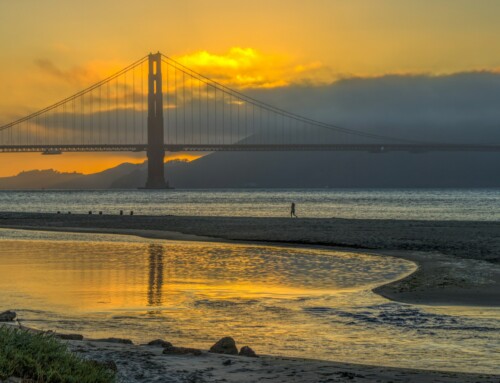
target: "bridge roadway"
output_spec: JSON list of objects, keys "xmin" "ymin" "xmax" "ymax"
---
[{"xmin": 0, "ymin": 143, "xmax": 500, "ymax": 154}]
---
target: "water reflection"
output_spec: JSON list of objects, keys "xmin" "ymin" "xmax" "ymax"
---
[
  {"xmin": 147, "ymin": 244, "xmax": 164, "ymax": 307},
  {"xmin": 0, "ymin": 236, "xmax": 416, "ymax": 311},
  {"xmin": 0, "ymin": 230, "xmax": 498, "ymax": 374}
]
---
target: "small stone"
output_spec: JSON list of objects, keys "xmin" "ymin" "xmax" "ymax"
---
[
  {"xmin": 337, "ymin": 371, "xmax": 364, "ymax": 379},
  {"xmin": 209, "ymin": 337, "xmax": 238, "ymax": 355},
  {"xmin": 0, "ymin": 310, "xmax": 16, "ymax": 322},
  {"xmin": 163, "ymin": 346, "xmax": 202, "ymax": 356},
  {"xmin": 239, "ymin": 346, "xmax": 258, "ymax": 357},
  {"xmin": 147, "ymin": 339, "xmax": 173, "ymax": 348},
  {"xmin": 92, "ymin": 337, "xmax": 133, "ymax": 344},
  {"xmin": 222, "ymin": 359, "xmax": 232, "ymax": 366},
  {"xmin": 56, "ymin": 333, "xmax": 84, "ymax": 341}
]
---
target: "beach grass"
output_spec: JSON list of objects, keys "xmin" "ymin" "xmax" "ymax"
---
[{"xmin": 0, "ymin": 326, "xmax": 115, "ymax": 383}]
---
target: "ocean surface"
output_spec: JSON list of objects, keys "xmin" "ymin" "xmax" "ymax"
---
[
  {"xmin": 0, "ymin": 228, "xmax": 499, "ymax": 374},
  {"xmin": 0, "ymin": 188, "xmax": 499, "ymax": 220}
]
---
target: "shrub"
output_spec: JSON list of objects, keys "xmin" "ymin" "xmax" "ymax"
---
[{"xmin": 0, "ymin": 326, "xmax": 115, "ymax": 383}]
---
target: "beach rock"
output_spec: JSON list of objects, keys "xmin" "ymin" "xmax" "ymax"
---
[
  {"xmin": 222, "ymin": 359, "xmax": 232, "ymax": 366},
  {"xmin": 92, "ymin": 337, "xmax": 133, "ymax": 344},
  {"xmin": 55, "ymin": 333, "xmax": 84, "ymax": 341},
  {"xmin": 209, "ymin": 336, "xmax": 238, "ymax": 355},
  {"xmin": 0, "ymin": 310, "xmax": 16, "ymax": 322},
  {"xmin": 147, "ymin": 339, "xmax": 173, "ymax": 348},
  {"xmin": 239, "ymin": 346, "xmax": 258, "ymax": 357},
  {"xmin": 337, "ymin": 371, "xmax": 364, "ymax": 379},
  {"xmin": 163, "ymin": 346, "xmax": 202, "ymax": 356}
]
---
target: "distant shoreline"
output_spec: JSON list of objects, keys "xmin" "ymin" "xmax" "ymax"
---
[{"xmin": 0, "ymin": 212, "xmax": 499, "ymax": 307}]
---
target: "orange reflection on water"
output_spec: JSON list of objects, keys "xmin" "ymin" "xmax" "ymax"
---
[
  {"xmin": 2, "ymin": 233, "xmax": 498, "ymax": 375},
  {"xmin": 0, "ymin": 239, "xmax": 408, "ymax": 313}
]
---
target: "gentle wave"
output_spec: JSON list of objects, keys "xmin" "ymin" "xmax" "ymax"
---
[{"xmin": 0, "ymin": 188, "xmax": 499, "ymax": 220}]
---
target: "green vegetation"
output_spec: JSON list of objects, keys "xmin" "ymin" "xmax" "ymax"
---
[{"xmin": 0, "ymin": 326, "xmax": 115, "ymax": 383}]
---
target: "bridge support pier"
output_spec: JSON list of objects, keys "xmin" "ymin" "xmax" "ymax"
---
[{"xmin": 145, "ymin": 52, "xmax": 168, "ymax": 189}]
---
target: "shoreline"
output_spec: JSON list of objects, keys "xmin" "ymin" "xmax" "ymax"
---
[
  {"xmin": 1, "ymin": 213, "xmax": 499, "ymax": 307},
  {"xmin": 2, "ymin": 322, "xmax": 499, "ymax": 383},
  {"xmin": 1, "ymin": 214, "xmax": 499, "ymax": 381}
]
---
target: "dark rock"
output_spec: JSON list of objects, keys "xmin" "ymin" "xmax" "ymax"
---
[
  {"xmin": 337, "ymin": 371, "xmax": 364, "ymax": 379},
  {"xmin": 239, "ymin": 346, "xmax": 258, "ymax": 357},
  {"xmin": 0, "ymin": 310, "xmax": 16, "ymax": 322},
  {"xmin": 92, "ymin": 337, "xmax": 133, "ymax": 344},
  {"xmin": 209, "ymin": 336, "xmax": 238, "ymax": 355},
  {"xmin": 163, "ymin": 346, "xmax": 202, "ymax": 356},
  {"xmin": 222, "ymin": 359, "xmax": 232, "ymax": 366},
  {"xmin": 55, "ymin": 333, "xmax": 84, "ymax": 341},
  {"xmin": 147, "ymin": 339, "xmax": 173, "ymax": 348}
]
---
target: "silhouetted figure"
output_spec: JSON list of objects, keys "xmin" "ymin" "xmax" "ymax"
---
[{"xmin": 290, "ymin": 202, "xmax": 297, "ymax": 218}]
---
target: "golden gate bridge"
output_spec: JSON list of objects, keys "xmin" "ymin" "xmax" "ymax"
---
[{"xmin": 1, "ymin": 52, "xmax": 499, "ymax": 188}]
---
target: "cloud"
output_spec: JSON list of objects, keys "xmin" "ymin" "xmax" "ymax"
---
[
  {"xmin": 246, "ymin": 71, "xmax": 500, "ymax": 143},
  {"xmin": 173, "ymin": 47, "xmax": 331, "ymax": 89},
  {"xmin": 33, "ymin": 58, "xmax": 128, "ymax": 87},
  {"xmin": 34, "ymin": 58, "xmax": 89, "ymax": 85},
  {"xmin": 35, "ymin": 59, "xmax": 65, "ymax": 78}
]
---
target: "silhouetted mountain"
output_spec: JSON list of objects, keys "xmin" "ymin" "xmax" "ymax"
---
[
  {"xmin": 164, "ymin": 151, "xmax": 500, "ymax": 188},
  {"xmin": 0, "ymin": 169, "xmax": 84, "ymax": 189},
  {"xmin": 55, "ymin": 162, "xmax": 144, "ymax": 189},
  {"xmin": 0, "ymin": 163, "xmax": 144, "ymax": 190},
  {"xmin": 0, "ymin": 151, "xmax": 498, "ymax": 190}
]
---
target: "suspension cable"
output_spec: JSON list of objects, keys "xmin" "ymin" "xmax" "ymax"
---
[
  {"xmin": 0, "ymin": 56, "xmax": 148, "ymax": 132},
  {"xmin": 161, "ymin": 54, "xmax": 427, "ymax": 144}
]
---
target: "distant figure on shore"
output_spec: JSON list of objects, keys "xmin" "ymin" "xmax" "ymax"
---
[{"xmin": 290, "ymin": 202, "xmax": 297, "ymax": 218}]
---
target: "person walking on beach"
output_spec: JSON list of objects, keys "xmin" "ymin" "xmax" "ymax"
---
[{"xmin": 290, "ymin": 202, "xmax": 297, "ymax": 218}]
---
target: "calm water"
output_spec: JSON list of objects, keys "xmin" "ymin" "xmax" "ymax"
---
[
  {"xmin": 0, "ymin": 229, "xmax": 498, "ymax": 374},
  {"xmin": 0, "ymin": 188, "xmax": 499, "ymax": 220}
]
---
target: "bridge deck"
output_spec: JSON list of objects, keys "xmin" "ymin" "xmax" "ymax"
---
[{"xmin": 0, "ymin": 144, "xmax": 499, "ymax": 153}]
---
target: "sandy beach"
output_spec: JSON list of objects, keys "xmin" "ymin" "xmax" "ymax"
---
[
  {"xmin": 1, "ymin": 212, "xmax": 499, "ymax": 382},
  {"xmin": 2, "ymin": 321, "xmax": 499, "ymax": 383}
]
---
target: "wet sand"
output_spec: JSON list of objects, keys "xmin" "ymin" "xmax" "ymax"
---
[
  {"xmin": 62, "ymin": 339, "xmax": 500, "ymax": 383},
  {"xmin": 2, "ymin": 322, "xmax": 499, "ymax": 383}
]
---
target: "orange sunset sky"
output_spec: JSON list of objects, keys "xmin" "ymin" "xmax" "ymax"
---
[{"xmin": 1, "ymin": 0, "xmax": 499, "ymax": 177}]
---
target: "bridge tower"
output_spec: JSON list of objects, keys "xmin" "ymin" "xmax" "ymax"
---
[{"xmin": 145, "ymin": 52, "xmax": 168, "ymax": 189}]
